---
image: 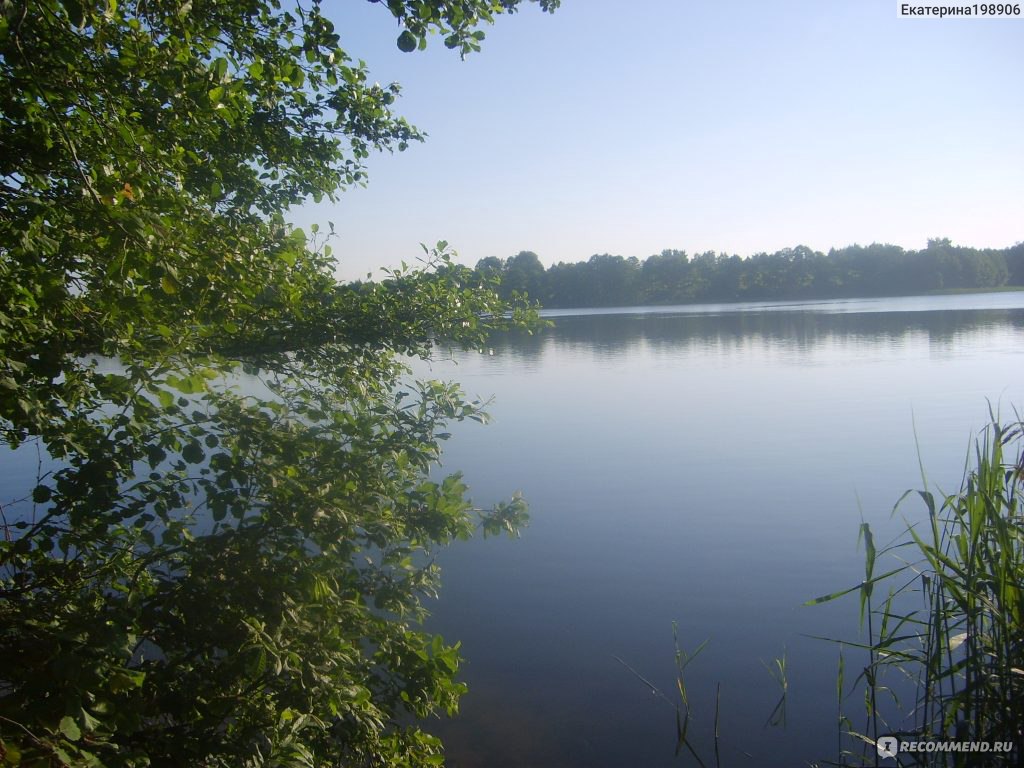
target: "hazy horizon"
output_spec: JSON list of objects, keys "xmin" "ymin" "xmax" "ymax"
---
[{"xmin": 288, "ymin": 1, "xmax": 1024, "ymax": 281}]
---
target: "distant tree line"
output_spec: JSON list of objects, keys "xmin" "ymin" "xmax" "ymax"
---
[{"xmin": 475, "ymin": 239, "xmax": 1024, "ymax": 307}]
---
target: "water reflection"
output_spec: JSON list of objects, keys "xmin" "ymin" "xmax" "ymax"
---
[
  {"xmin": 422, "ymin": 295, "xmax": 1024, "ymax": 768},
  {"xmin": 474, "ymin": 305, "xmax": 1024, "ymax": 365}
]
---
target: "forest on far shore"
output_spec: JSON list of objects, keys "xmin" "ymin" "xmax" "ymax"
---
[{"xmin": 473, "ymin": 239, "xmax": 1024, "ymax": 307}]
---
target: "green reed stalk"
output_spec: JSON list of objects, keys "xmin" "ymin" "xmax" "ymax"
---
[{"xmin": 810, "ymin": 413, "xmax": 1024, "ymax": 766}]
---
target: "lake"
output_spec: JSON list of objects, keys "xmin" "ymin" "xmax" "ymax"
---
[
  {"xmin": 2, "ymin": 292, "xmax": 1021, "ymax": 766},
  {"xmin": 410, "ymin": 293, "xmax": 1024, "ymax": 767}
]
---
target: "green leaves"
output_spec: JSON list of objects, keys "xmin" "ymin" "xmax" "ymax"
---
[
  {"xmin": 0, "ymin": 1, "xmax": 552, "ymax": 765},
  {"xmin": 58, "ymin": 716, "xmax": 81, "ymax": 742},
  {"xmin": 210, "ymin": 56, "xmax": 228, "ymax": 82},
  {"xmin": 397, "ymin": 30, "xmax": 418, "ymax": 52},
  {"xmin": 386, "ymin": 0, "xmax": 558, "ymax": 57},
  {"xmin": 181, "ymin": 440, "xmax": 205, "ymax": 464},
  {"xmin": 165, "ymin": 372, "xmax": 210, "ymax": 395}
]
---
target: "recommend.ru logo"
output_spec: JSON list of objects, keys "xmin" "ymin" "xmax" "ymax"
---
[
  {"xmin": 877, "ymin": 736, "xmax": 899, "ymax": 759},
  {"xmin": 877, "ymin": 735, "xmax": 1014, "ymax": 759}
]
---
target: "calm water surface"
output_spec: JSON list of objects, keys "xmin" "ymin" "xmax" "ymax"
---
[
  {"xmin": 2, "ymin": 293, "xmax": 1021, "ymax": 767},
  {"xmin": 412, "ymin": 293, "xmax": 1024, "ymax": 767}
]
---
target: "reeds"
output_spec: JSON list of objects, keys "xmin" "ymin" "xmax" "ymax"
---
[{"xmin": 810, "ymin": 413, "xmax": 1024, "ymax": 766}]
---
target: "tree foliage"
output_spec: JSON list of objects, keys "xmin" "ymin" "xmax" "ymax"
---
[
  {"xmin": 0, "ymin": 0, "xmax": 554, "ymax": 765},
  {"xmin": 478, "ymin": 240, "xmax": 1019, "ymax": 308}
]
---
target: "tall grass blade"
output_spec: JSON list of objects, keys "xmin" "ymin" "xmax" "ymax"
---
[{"xmin": 814, "ymin": 415, "xmax": 1024, "ymax": 766}]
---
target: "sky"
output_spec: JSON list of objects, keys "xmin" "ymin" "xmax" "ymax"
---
[{"xmin": 291, "ymin": 1, "xmax": 1024, "ymax": 280}]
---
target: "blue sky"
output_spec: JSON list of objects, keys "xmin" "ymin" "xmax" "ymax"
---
[{"xmin": 292, "ymin": 1, "xmax": 1024, "ymax": 280}]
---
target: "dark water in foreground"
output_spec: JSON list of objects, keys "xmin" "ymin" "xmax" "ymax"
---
[{"xmin": 412, "ymin": 293, "xmax": 1024, "ymax": 767}]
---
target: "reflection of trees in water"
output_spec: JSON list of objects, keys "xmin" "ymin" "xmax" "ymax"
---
[{"xmin": 471, "ymin": 309, "xmax": 1024, "ymax": 363}]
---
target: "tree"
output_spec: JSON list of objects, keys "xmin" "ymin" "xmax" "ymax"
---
[
  {"xmin": 641, "ymin": 249, "xmax": 690, "ymax": 303},
  {"xmin": 473, "ymin": 255, "xmax": 506, "ymax": 284},
  {"xmin": 501, "ymin": 250, "xmax": 546, "ymax": 300},
  {"xmin": 0, "ymin": 1, "xmax": 554, "ymax": 765},
  {"xmin": 1006, "ymin": 242, "xmax": 1024, "ymax": 285},
  {"xmin": 581, "ymin": 253, "xmax": 640, "ymax": 306}
]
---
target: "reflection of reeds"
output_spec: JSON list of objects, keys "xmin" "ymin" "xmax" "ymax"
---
[
  {"xmin": 673, "ymin": 625, "xmax": 713, "ymax": 766},
  {"xmin": 809, "ymin": 410, "xmax": 1024, "ymax": 766},
  {"xmin": 618, "ymin": 625, "xmax": 795, "ymax": 764},
  {"xmin": 762, "ymin": 650, "xmax": 787, "ymax": 729},
  {"xmin": 614, "ymin": 626, "xmax": 726, "ymax": 767}
]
